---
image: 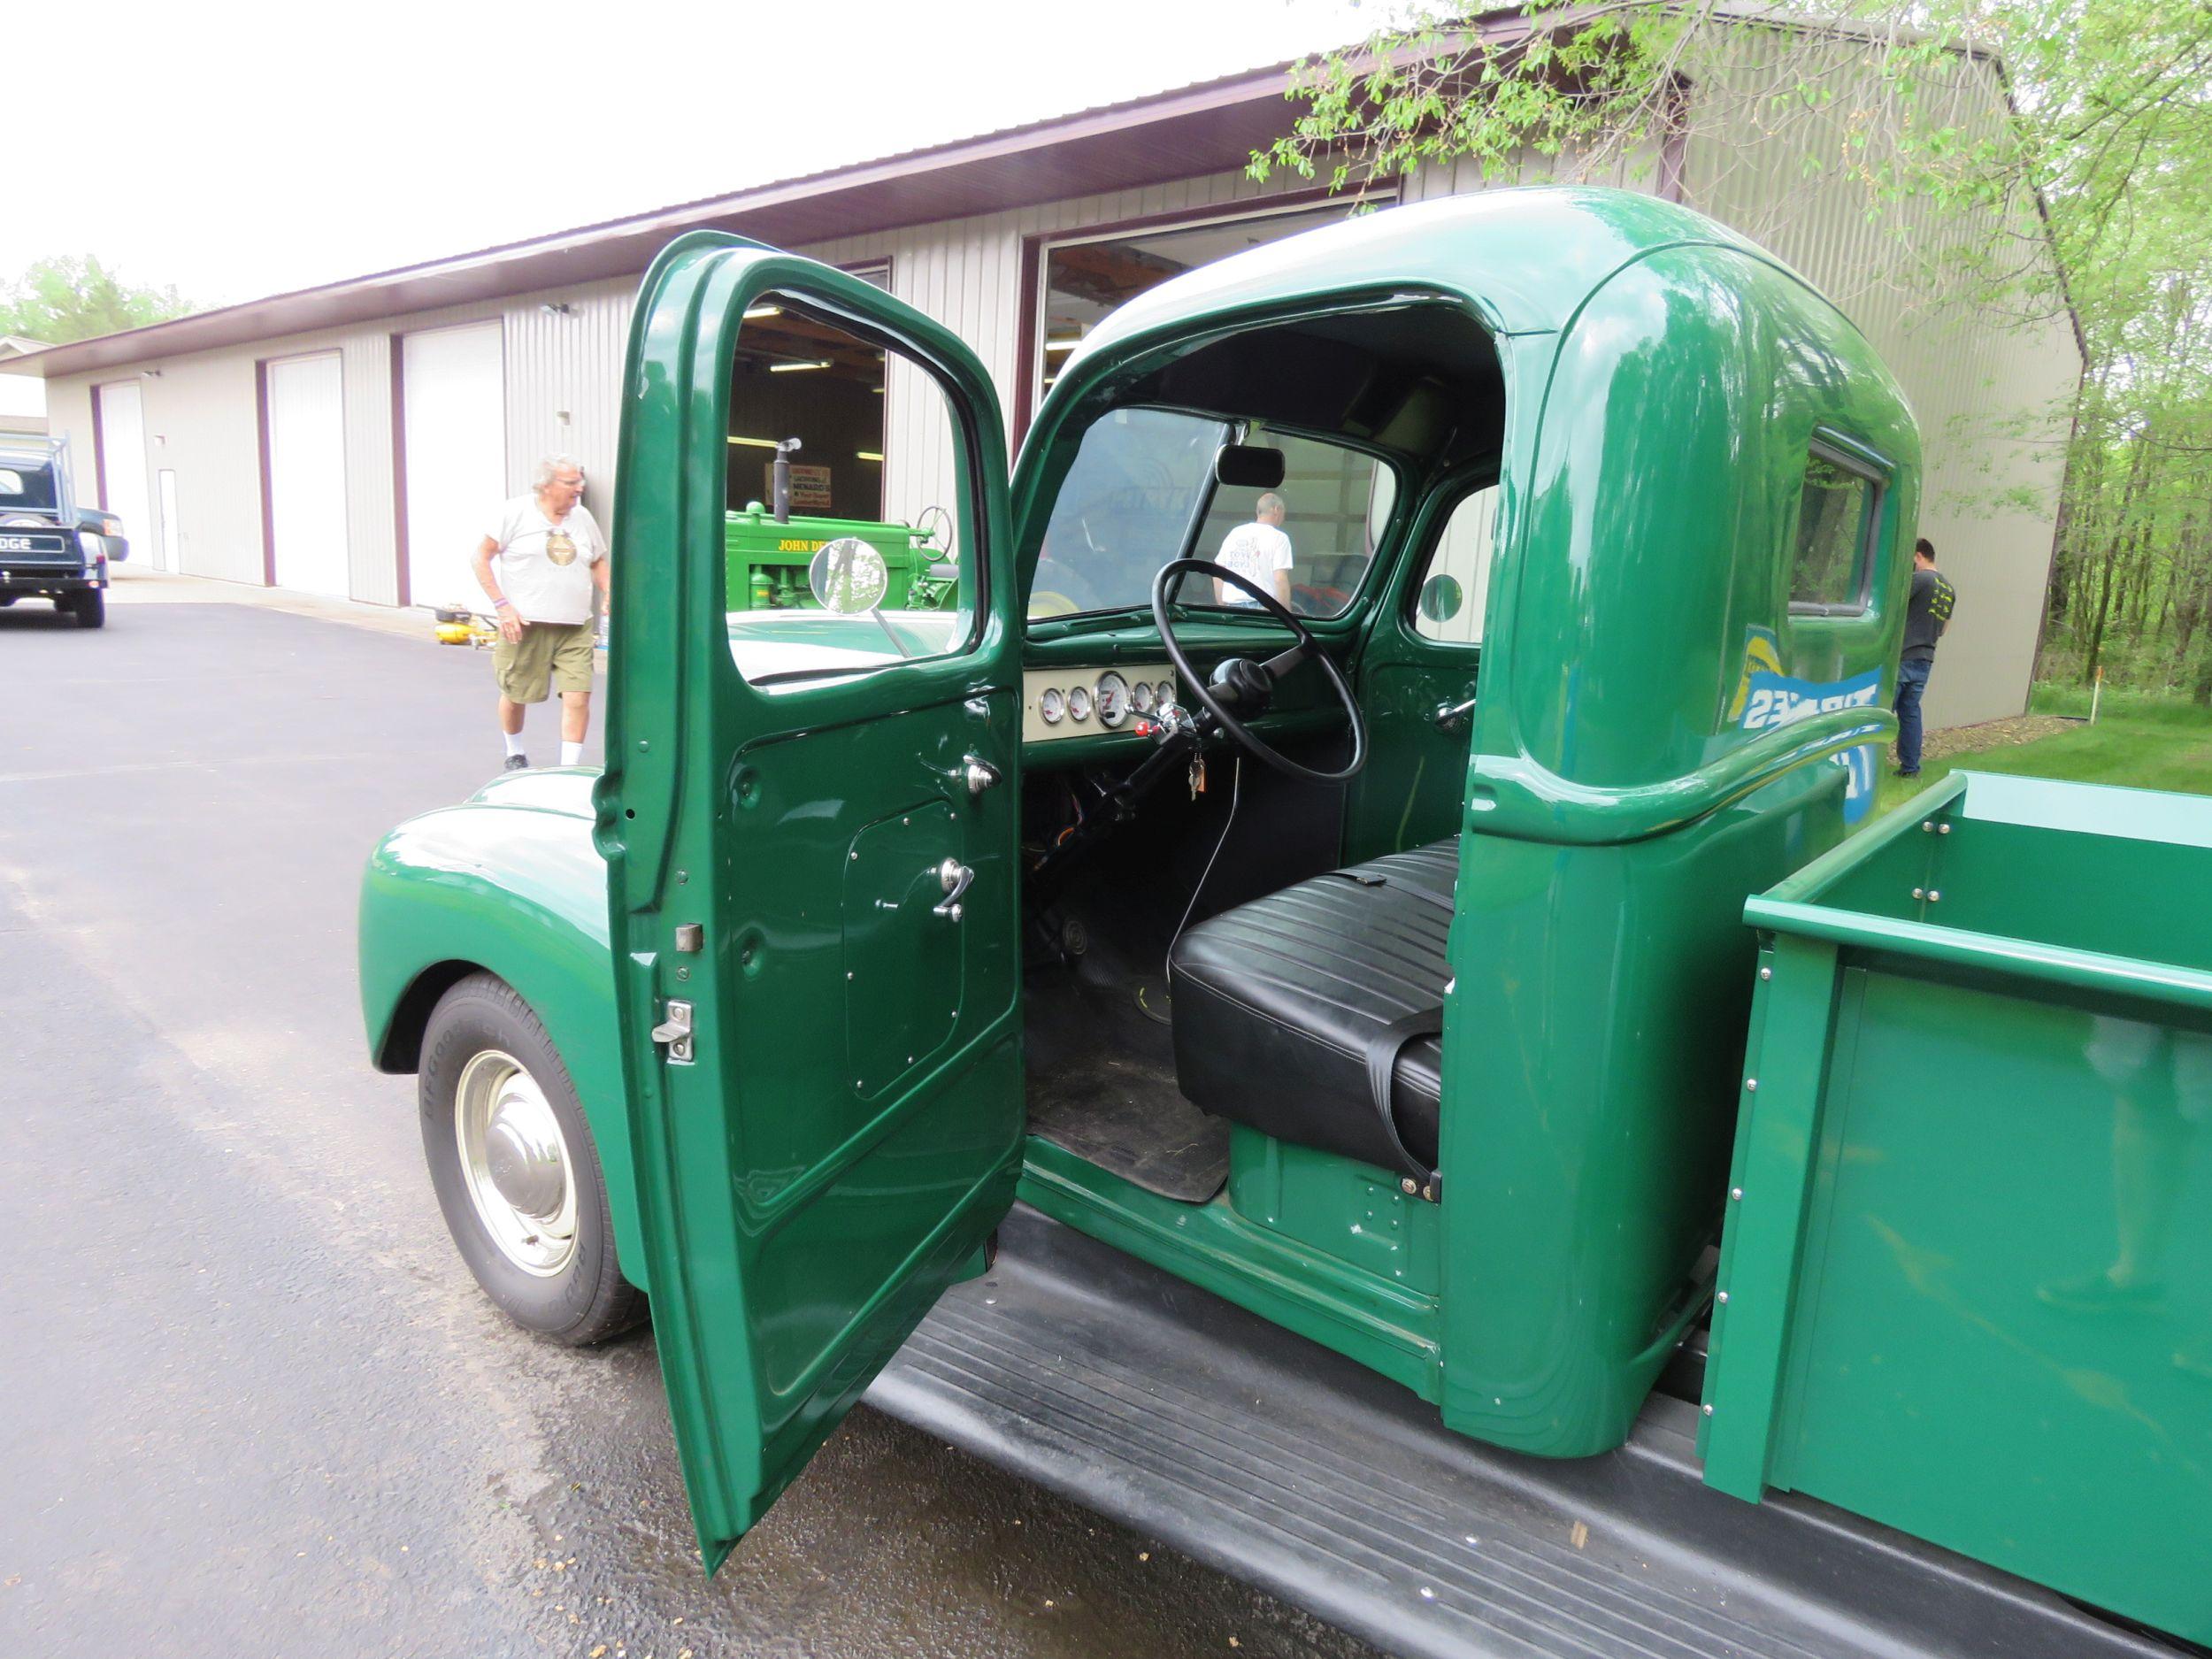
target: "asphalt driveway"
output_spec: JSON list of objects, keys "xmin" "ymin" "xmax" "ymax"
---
[{"xmin": 0, "ymin": 590, "xmax": 1373, "ymax": 1659}]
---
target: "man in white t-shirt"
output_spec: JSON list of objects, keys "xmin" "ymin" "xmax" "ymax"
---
[
  {"xmin": 471, "ymin": 455, "xmax": 611, "ymax": 771},
  {"xmin": 1213, "ymin": 493, "xmax": 1294, "ymax": 610}
]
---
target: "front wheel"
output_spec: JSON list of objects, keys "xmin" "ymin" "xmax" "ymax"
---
[
  {"xmin": 419, "ymin": 972, "xmax": 645, "ymax": 1344},
  {"xmin": 65, "ymin": 588, "xmax": 105, "ymax": 628}
]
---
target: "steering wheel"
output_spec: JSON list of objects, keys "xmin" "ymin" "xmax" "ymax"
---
[{"xmin": 1150, "ymin": 558, "xmax": 1367, "ymax": 785}]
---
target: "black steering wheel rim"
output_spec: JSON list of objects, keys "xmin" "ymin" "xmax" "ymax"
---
[{"xmin": 1150, "ymin": 558, "xmax": 1368, "ymax": 785}]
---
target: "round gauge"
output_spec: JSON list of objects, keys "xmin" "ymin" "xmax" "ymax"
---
[
  {"xmin": 1156, "ymin": 679, "xmax": 1176, "ymax": 709},
  {"xmin": 1130, "ymin": 680, "xmax": 1156, "ymax": 715},
  {"xmin": 1067, "ymin": 685, "xmax": 1094, "ymax": 723},
  {"xmin": 1039, "ymin": 687, "xmax": 1066, "ymax": 726},
  {"xmin": 1094, "ymin": 672, "xmax": 1130, "ymax": 727}
]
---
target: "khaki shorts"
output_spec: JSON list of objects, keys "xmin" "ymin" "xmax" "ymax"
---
[{"xmin": 494, "ymin": 619, "xmax": 597, "ymax": 703}]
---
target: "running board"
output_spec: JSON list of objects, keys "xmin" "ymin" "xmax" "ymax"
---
[{"xmin": 868, "ymin": 1206, "xmax": 2176, "ymax": 1659}]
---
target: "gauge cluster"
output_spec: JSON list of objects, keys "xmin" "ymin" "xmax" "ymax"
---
[{"xmin": 1024, "ymin": 666, "xmax": 1178, "ymax": 741}]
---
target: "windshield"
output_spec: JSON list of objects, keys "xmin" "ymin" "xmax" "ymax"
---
[
  {"xmin": 1029, "ymin": 408, "xmax": 1397, "ymax": 620},
  {"xmin": 0, "ymin": 463, "xmax": 60, "ymax": 515}
]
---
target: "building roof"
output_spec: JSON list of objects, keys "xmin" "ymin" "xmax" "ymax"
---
[
  {"xmin": 25, "ymin": 8, "xmax": 2050, "ymax": 380},
  {"xmin": 20, "ymin": 50, "xmax": 1436, "ymax": 380}
]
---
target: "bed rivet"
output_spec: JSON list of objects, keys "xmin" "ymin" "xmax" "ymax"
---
[
  {"xmin": 1938, "ymin": 822, "xmax": 1952, "ymax": 834},
  {"xmin": 1911, "ymin": 887, "xmax": 1925, "ymax": 900},
  {"xmin": 1928, "ymin": 889, "xmax": 1942, "ymax": 902},
  {"xmin": 1745, "ymin": 1079, "xmax": 1758, "ymax": 1092},
  {"xmin": 1717, "ymin": 1290, "xmax": 1730, "ymax": 1303},
  {"xmin": 1759, "ymin": 965, "xmax": 1772, "ymax": 980},
  {"xmin": 1703, "ymin": 1403, "xmax": 1716, "ymax": 1417},
  {"xmin": 1731, "ymin": 1187, "xmax": 1744, "ymax": 1201}
]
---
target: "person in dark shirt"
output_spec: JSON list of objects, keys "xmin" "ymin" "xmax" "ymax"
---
[{"xmin": 1894, "ymin": 537, "xmax": 1957, "ymax": 777}]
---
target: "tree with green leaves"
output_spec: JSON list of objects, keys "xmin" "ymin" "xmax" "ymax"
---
[
  {"xmin": 1255, "ymin": 1, "xmax": 2212, "ymax": 697},
  {"xmin": 1, "ymin": 255, "xmax": 193, "ymax": 346}
]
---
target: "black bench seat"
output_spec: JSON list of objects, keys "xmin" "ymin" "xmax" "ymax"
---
[{"xmin": 1169, "ymin": 841, "xmax": 1455, "ymax": 1179}]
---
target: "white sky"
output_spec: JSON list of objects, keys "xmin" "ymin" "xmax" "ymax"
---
[{"xmin": 10, "ymin": 0, "xmax": 1380, "ymax": 312}]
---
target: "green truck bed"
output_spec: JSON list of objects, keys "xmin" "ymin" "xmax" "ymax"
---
[{"xmin": 1702, "ymin": 770, "xmax": 2212, "ymax": 1647}]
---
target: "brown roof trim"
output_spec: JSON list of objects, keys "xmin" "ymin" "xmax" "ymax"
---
[{"xmin": 26, "ymin": 58, "xmax": 1334, "ymax": 379}]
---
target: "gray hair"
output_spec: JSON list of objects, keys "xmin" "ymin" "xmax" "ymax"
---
[
  {"xmin": 533, "ymin": 454, "xmax": 585, "ymax": 489},
  {"xmin": 1256, "ymin": 492, "xmax": 1286, "ymax": 518}
]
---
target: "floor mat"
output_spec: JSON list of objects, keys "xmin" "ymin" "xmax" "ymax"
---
[{"xmin": 1025, "ymin": 972, "xmax": 1229, "ymax": 1203}]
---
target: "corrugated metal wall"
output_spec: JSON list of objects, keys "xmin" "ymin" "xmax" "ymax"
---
[
  {"xmin": 803, "ymin": 165, "xmax": 1342, "ymax": 528},
  {"xmin": 1678, "ymin": 30, "xmax": 2081, "ymax": 727},
  {"xmin": 46, "ymin": 275, "xmax": 634, "ymax": 605}
]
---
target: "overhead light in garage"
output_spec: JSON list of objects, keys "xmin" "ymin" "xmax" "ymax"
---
[
  {"xmin": 1043, "ymin": 335, "xmax": 1082, "ymax": 353},
  {"xmin": 856, "ymin": 450, "xmax": 884, "ymax": 462},
  {"xmin": 743, "ymin": 304, "xmax": 782, "ymax": 320},
  {"xmin": 726, "ymin": 435, "xmax": 780, "ymax": 449},
  {"xmin": 768, "ymin": 359, "xmax": 830, "ymax": 373}
]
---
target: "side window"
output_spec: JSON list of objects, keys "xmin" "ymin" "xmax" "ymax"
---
[
  {"xmin": 1411, "ymin": 483, "xmax": 1498, "ymax": 645},
  {"xmin": 1789, "ymin": 444, "xmax": 1881, "ymax": 617},
  {"xmin": 724, "ymin": 293, "xmax": 979, "ymax": 683}
]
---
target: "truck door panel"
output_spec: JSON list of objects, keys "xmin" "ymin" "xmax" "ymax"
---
[{"xmin": 601, "ymin": 236, "xmax": 1022, "ymax": 1567}]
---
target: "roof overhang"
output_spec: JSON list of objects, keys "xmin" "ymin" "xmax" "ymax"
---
[{"xmin": 24, "ymin": 60, "xmax": 1337, "ymax": 380}]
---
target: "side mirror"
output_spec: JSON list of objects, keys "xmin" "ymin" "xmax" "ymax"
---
[
  {"xmin": 1214, "ymin": 444, "xmax": 1286, "ymax": 489},
  {"xmin": 809, "ymin": 537, "xmax": 889, "ymax": 613},
  {"xmin": 1418, "ymin": 573, "xmax": 1464, "ymax": 623}
]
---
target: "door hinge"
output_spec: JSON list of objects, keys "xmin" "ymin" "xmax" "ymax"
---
[{"xmin": 650, "ymin": 998, "xmax": 695, "ymax": 1064}]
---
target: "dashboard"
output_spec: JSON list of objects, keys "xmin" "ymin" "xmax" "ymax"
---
[{"xmin": 1022, "ymin": 664, "xmax": 1178, "ymax": 743}]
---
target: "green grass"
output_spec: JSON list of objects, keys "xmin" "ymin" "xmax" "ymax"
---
[{"xmin": 1876, "ymin": 689, "xmax": 2212, "ymax": 817}]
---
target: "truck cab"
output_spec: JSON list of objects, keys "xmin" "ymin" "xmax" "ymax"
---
[{"xmin": 361, "ymin": 188, "xmax": 2206, "ymax": 1655}]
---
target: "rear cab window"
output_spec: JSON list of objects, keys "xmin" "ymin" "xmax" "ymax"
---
[
  {"xmin": 1788, "ymin": 439, "xmax": 1883, "ymax": 618},
  {"xmin": 1409, "ymin": 482, "xmax": 1499, "ymax": 646}
]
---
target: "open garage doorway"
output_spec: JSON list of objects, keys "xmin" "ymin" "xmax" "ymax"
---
[
  {"xmin": 400, "ymin": 321, "xmax": 505, "ymax": 611},
  {"xmin": 1028, "ymin": 197, "xmax": 1365, "ymax": 419}
]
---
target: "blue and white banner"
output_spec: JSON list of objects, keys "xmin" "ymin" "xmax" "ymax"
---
[{"xmin": 1729, "ymin": 626, "xmax": 1883, "ymax": 824}]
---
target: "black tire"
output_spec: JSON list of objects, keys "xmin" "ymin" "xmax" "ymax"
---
[
  {"xmin": 65, "ymin": 589, "xmax": 105, "ymax": 628},
  {"xmin": 419, "ymin": 972, "xmax": 645, "ymax": 1344}
]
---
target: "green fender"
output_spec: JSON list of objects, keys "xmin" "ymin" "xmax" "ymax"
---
[{"xmin": 357, "ymin": 769, "xmax": 646, "ymax": 1294}]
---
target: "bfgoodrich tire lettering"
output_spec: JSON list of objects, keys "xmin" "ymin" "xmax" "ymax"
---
[{"xmin": 419, "ymin": 972, "xmax": 644, "ymax": 1344}]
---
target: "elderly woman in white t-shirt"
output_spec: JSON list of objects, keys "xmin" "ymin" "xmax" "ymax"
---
[{"xmin": 471, "ymin": 454, "xmax": 611, "ymax": 771}]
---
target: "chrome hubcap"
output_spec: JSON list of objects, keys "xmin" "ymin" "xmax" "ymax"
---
[{"xmin": 456, "ymin": 1049, "xmax": 578, "ymax": 1277}]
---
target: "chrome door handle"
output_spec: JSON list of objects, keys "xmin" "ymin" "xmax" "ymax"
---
[
  {"xmin": 932, "ymin": 856, "xmax": 975, "ymax": 922},
  {"xmin": 1433, "ymin": 695, "xmax": 1479, "ymax": 733},
  {"xmin": 962, "ymin": 755, "xmax": 1002, "ymax": 798}
]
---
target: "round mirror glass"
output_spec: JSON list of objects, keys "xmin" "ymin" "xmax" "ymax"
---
[
  {"xmin": 809, "ymin": 538, "xmax": 890, "ymax": 614},
  {"xmin": 1418, "ymin": 572, "xmax": 1464, "ymax": 624}
]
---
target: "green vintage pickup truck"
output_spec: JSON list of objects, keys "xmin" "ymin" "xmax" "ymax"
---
[{"xmin": 360, "ymin": 188, "xmax": 2210, "ymax": 1657}]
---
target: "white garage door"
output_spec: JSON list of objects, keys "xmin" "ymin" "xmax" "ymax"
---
[
  {"xmin": 402, "ymin": 323, "xmax": 505, "ymax": 610},
  {"xmin": 265, "ymin": 353, "xmax": 352, "ymax": 597},
  {"xmin": 96, "ymin": 381, "xmax": 156, "ymax": 567}
]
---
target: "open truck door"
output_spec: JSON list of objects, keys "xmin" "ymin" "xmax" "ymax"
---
[{"xmin": 599, "ymin": 234, "xmax": 1025, "ymax": 1567}]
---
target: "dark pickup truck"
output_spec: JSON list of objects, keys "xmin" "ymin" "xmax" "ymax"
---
[{"xmin": 0, "ymin": 434, "xmax": 127, "ymax": 626}]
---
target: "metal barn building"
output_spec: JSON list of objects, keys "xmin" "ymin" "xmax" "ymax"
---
[{"xmin": 10, "ymin": 30, "xmax": 2079, "ymax": 729}]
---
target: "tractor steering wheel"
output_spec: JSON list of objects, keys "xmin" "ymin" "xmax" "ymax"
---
[{"xmin": 1150, "ymin": 558, "xmax": 1367, "ymax": 786}]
